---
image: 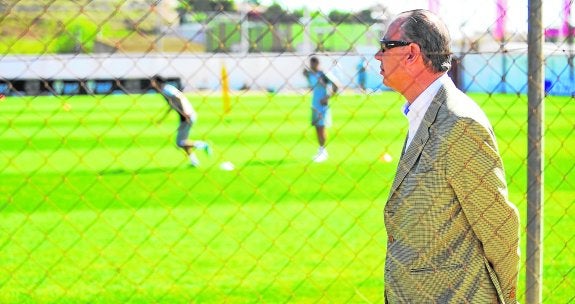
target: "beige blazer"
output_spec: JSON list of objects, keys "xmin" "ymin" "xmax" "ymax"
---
[{"xmin": 384, "ymin": 82, "xmax": 520, "ymax": 304}]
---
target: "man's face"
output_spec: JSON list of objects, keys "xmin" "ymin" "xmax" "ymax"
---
[
  {"xmin": 374, "ymin": 20, "xmax": 412, "ymax": 93},
  {"xmin": 310, "ymin": 60, "xmax": 319, "ymax": 71}
]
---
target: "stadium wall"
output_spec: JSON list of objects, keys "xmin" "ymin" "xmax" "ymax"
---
[{"xmin": 1, "ymin": 53, "xmax": 573, "ymax": 95}]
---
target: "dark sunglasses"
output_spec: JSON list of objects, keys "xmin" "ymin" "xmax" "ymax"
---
[{"xmin": 379, "ymin": 39, "xmax": 412, "ymax": 52}]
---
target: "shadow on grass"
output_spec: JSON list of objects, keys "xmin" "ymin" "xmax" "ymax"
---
[
  {"xmin": 244, "ymin": 159, "xmax": 295, "ymax": 167},
  {"xmin": 98, "ymin": 166, "xmax": 193, "ymax": 176}
]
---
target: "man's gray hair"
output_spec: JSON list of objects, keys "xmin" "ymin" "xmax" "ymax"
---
[{"xmin": 400, "ymin": 9, "xmax": 452, "ymax": 73}]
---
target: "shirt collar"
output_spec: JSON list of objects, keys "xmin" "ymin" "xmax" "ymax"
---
[
  {"xmin": 402, "ymin": 74, "xmax": 452, "ymax": 149},
  {"xmin": 403, "ymin": 73, "xmax": 450, "ymax": 118}
]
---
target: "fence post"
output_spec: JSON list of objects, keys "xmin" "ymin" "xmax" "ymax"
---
[{"xmin": 527, "ymin": 0, "xmax": 544, "ymax": 303}]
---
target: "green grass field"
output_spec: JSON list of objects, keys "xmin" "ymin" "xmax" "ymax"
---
[{"xmin": 0, "ymin": 91, "xmax": 573, "ymax": 303}]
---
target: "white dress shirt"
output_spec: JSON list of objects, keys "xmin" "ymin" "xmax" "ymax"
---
[{"xmin": 403, "ymin": 73, "xmax": 452, "ymax": 149}]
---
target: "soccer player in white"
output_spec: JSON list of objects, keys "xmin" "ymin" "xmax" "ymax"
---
[{"xmin": 151, "ymin": 75, "xmax": 210, "ymax": 167}]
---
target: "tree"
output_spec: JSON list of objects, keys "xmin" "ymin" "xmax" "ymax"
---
[
  {"xmin": 183, "ymin": 0, "xmax": 235, "ymax": 12},
  {"xmin": 176, "ymin": 2, "xmax": 191, "ymax": 23},
  {"xmin": 291, "ymin": 9, "xmax": 303, "ymax": 21},
  {"xmin": 212, "ymin": 0, "xmax": 234, "ymax": 11},
  {"xmin": 53, "ymin": 17, "xmax": 98, "ymax": 54},
  {"xmin": 354, "ymin": 9, "xmax": 376, "ymax": 24},
  {"xmin": 263, "ymin": 3, "xmax": 284, "ymax": 22},
  {"xmin": 262, "ymin": 3, "xmax": 300, "ymax": 23},
  {"xmin": 328, "ymin": 10, "xmax": 351, "ymax": 24}
]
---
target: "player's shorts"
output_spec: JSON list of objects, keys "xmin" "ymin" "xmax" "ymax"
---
[
  {"xmin": 176, "ymin": 120, "xmax": 192, "ymax": 147},
  {"xmin": 311, "ymin": 106, "xmax": 332, "ymax": 127},
  {"xmin": 358, "ymin": 73, "xmax": 366, "ymax": 85}
]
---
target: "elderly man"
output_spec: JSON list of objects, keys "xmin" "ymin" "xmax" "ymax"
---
[{"xmin": 375, "ymin": 10, "xmax": 520, "ymax": 303}]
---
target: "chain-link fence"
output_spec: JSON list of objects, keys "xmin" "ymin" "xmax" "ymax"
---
[{"xmin": 0, "ymin": 0, "xmax": 573, "ymax": 303}]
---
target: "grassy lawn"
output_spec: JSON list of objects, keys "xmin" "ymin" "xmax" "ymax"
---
[{"xmin": 0, "ymin": 92, "xmax": 573, "ymax": 303}]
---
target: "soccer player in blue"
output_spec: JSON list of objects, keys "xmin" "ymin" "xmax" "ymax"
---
[
  {"xmin": 151, "ymin": 75, "xmax": 210, "ymax": 167},
  {"xmin": 356, "ymin": 56, "xmax": 367, "ymax": 92},
  {"xmin": 303, "ymin": 56, "xmax": 339, "ymax": 163}
]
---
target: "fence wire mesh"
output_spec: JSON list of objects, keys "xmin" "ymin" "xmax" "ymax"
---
[{"xmin": 0, "ymin": 0, "xmax": 573, "ymax": 303}]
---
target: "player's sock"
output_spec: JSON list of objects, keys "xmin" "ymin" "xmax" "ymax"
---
[
  {"xmin": 189, "ymin": 153, "xmax": 200, "ymax": 167},
  {"xmin": 319, "ymin": 146, "xmax": 327, "ymax": 157},
  {"xmin": 204, "ymin": 143, "xmax": 212, "ymax": 156},
  {"xmin": 193, "ymin": 141, "xmax": 206, "ymax": 149},
  {"xmin": 194, "ymin": 141, "xmax": 212, "ymax": 155},
  {"xmin": 313, "ymin": 147, "xmax": 328, "ymax": 163}
]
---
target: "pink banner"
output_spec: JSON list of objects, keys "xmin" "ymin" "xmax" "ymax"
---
[
  {"xmin": 494, "ymin": 0, "xmax": 508, "ymax": 41},
  {"xmin": 428, "ymin": 0, "xmax": 440, "ymax": 13},
  {"xmin": 563, "ymin": 0, "xmax": 572, "ymax": 37}
]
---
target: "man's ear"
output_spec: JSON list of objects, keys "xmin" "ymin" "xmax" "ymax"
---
[{"xmin": 405, "ymin": 43, "xmax": 421, "ymax": 64}]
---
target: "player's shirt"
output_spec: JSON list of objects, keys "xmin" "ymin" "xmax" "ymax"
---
[
  {"xmin": 306, "ymin": 71, "xmax": 331, "ymax": 109},
  {"xmin": 357, "ymin": 60, "xmax": 367, "ymax": 79},
  {"xmin": 162, "ymin": 84, "xmax": 197, "ymax": 122},
  {"xmin": 357, "ymin": 60, "xmax": 367, "ymax": 73}
]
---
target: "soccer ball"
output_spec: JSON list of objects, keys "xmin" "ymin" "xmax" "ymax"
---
[
  {"xmin": 381, "ymin": 153, "xmax": 393, "ymax": 163},
  {"xmin": 219, "ymin": 161, "xmax": 235, "ymax": 171}
]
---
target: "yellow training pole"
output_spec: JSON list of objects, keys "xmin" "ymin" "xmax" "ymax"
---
[{"xmin": 221, "ymin": 65, "xmax": 231, "ymax": 114}]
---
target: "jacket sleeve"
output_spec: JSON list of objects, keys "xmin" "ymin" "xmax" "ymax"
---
[{"xmin": 445, "ymin": 118, "xmax": 520, "ymax": 304}]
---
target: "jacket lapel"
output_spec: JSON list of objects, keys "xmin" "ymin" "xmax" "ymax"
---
[{"xmin": 386, "ymin": 86, "xmax": 448, "ymax": 201}]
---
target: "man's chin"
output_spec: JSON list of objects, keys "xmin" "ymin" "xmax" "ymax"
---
[{"xmin": 382, "ymin": 78, "xmax": 390, "ymax": 88}]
